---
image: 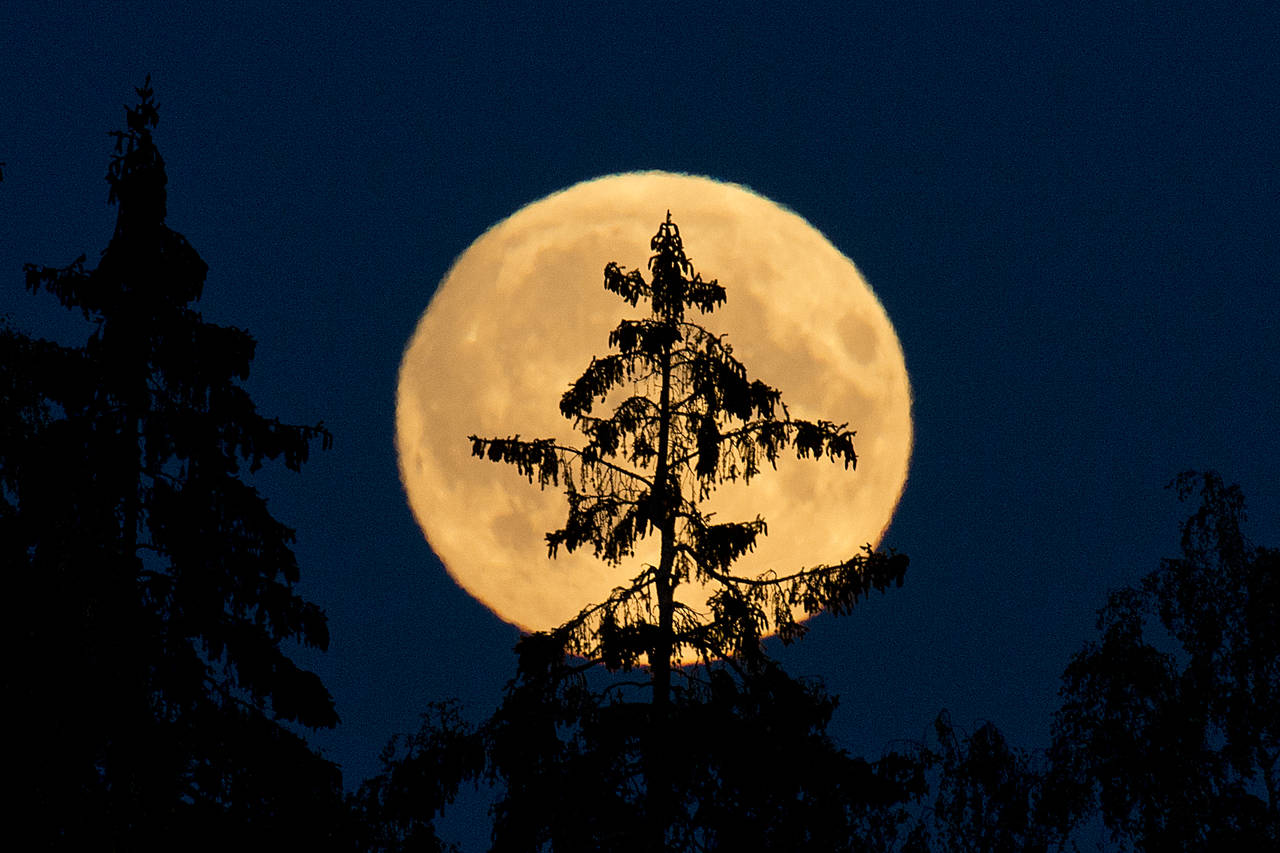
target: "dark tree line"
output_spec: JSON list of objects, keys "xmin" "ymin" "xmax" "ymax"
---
[
  {"xmin": 7, "ymin": 83, "xmax": 1274, "ymax": 851},
  {"xmin": 360, "ymin": 470, "xmax": 1276, "ymax": 852}
]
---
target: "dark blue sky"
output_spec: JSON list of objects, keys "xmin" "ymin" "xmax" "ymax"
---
[{"xmin": 4, "ymin": 0, "xmax": 1278, "ymax": 830}]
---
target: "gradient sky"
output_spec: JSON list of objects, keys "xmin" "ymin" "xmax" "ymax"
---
[{"xmin": 4, "ymin": 2, "xmax": 1277, "ymax": 842}]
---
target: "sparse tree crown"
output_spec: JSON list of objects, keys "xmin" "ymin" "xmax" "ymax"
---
[{"xmin": 471, "ymin": 212, "xmax": 908, "ymax": 675}]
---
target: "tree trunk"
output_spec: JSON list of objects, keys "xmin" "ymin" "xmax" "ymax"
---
[{"xmin": 647, "ymin": 326, "xmax": 676, "ymax": 848}]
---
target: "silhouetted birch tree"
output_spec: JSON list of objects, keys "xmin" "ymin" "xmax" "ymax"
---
[{"xmin": 1051, "ymin": 471, "xmax": 1279, "ymax": 849}]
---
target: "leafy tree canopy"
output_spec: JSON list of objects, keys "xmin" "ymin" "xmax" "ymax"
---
[{"xmin": 1052, "ymin": 471, "xmax": 1279, "ymax": 849}]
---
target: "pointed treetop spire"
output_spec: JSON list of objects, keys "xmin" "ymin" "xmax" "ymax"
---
[{"xmin": 107, "ymin": 74, "xmax": 166, "ymax": 233}]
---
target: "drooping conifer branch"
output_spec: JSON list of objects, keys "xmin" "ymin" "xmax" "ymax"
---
[{"xmin": 471, "ymin": 211, "xmax": 908, "ymax": 681}]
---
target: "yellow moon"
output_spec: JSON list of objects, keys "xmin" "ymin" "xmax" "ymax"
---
[{"xmin": 397, "ymin": 172, "xmax": 912, "ymax": 637}]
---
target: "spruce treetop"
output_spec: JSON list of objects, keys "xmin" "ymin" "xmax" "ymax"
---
[{"xmin": 471, "ymin": 213, "xmax": 907, "ymax": 676}]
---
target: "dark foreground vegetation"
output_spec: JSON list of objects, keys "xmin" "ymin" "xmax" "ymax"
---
[{"xmin": 5, "ymin": 83, "xmax": 1274, "ymax": 851}]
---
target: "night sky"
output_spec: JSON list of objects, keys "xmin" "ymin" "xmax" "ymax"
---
[{"xmin": 4, "ymin": 1, "xmax": 1278, "ymax": 841}]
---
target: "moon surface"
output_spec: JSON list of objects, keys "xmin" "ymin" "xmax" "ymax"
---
[{"xmin": 397, "ymin": 172, "xmax": 912, "ymax": 637}]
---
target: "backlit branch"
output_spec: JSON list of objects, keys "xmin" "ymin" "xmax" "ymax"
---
[{"xmin": 472, "ymin": 213, "xmax": 904, "ymax": 682}]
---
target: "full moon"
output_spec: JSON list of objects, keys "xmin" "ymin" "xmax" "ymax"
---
[{"xmin": 397, "ymin": 172, "xmax": 912, "ymax": 636}]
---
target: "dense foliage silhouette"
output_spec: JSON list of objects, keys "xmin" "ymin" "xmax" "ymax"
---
[
  {"xmin": 908, "ymin": 712, "xmax": 1068, "ymax": 852},
  {"xmin": 358, "ymin": 663, "xmax": 935, "ymax": 852},
  {"xmin": 1051, "ymin": 471, "xmax": 1278, "ymax": 849},
  {"xmin": 3, "ymin": 80, "xmax": 345, "ymax": 849},
  {"xmin": 907, "ymin": 473, "xmax": 1278, "ymax": 852}
]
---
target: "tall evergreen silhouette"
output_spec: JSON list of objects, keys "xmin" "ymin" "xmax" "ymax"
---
[
  {"xmin": 472, "ymin": 213, "xmax": 907, "ymax": 661},
  {"xmin": 5, "ymin": 79, "xmax": 343, "ymax": 848},
  {"xmin": 438, "ymin": 214, "xmax": 909, "ymax": 848}
]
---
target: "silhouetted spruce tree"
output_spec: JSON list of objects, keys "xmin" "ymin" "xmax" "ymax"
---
[
  {"xmin": 5, "ymin": 79, "xmax": 344, "ymax": 849},
  {"xmin": 461, "ymin": 214, "xmax": 909, "ymax": 848},
  {"xmin": 1050, "ymin": 471, "xmax": 1279, "ymax": 849}
]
